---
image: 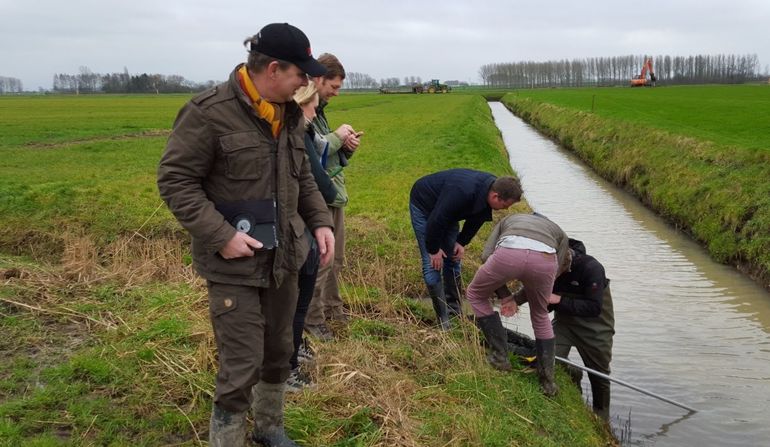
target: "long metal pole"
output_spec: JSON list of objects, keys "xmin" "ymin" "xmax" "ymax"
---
[{"xmin": 555, "ymin": 356, "xmax": 698, "ymax": 413}]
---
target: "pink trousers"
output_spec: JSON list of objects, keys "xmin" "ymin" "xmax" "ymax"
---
[{"xmin": 467, "ymin": 248, "xmax": 558, "ymax": 339}]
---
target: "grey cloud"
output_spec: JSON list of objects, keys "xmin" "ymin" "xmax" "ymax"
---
[{"xmin": 1, "ymin": 0, "xmax": 768, "ymax": 90}]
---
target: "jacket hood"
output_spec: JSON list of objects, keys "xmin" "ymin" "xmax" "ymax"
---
[{"xmin": 568, "ymin": 238, "xmax": 587, "ymax": 256}]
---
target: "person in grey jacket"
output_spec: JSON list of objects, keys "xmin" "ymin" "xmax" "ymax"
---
[
  {"xmin": 466, "ymin": 213, "xmax": 570, "ymax": 397},
  {"xmin": 157, "ymin": 23, "xmax": 333, "ymax": 447}
]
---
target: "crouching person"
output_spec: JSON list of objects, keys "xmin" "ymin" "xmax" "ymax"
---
[
  {"xmin": 466, "ymin": 213, "xmax": 570, "ymax": 397},
  {"xmin": 158, "ymin": 23, "xmax": 334, "ymax": 447},
  {"xmin": 546, "ymin": 239, "xmax": 615, "ymax": 420}
]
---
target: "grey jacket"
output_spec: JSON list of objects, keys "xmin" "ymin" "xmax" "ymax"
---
[{"xmin": 482, "ymin": 213, "xmax": 571, "ymax": 275}]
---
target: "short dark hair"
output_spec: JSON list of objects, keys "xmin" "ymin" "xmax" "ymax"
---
[
  {"xmin": 317, "ymin": 53, "xmax": 346, "ymax": 80},
  {"xmin": 491, "ymin": 176, "xmax": 522, "ymax": 202},
  {"xmin": 243, "ymin": 36, "xmax": 292, "ymax": 73}
]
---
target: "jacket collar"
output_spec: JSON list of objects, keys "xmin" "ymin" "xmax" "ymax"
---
[
  {"xmin": 470, "ymin": 176, "xmax": 496, "ymax": 215},
  {"xmin": 227, "ymin": 64, "xmax": 303, "ymax": 133}
]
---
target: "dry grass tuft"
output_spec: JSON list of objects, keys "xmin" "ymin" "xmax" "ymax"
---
[
  {"xmin": 60, "ymin": 232, "xmax": 195, "ymax": 287},
  {"xmin": 283, "ymin": 260, "xmax": 497, "ymax": 446},
  {"xmin": 1, "ymin": 251, "xmax": 215, "ymax": 413}
]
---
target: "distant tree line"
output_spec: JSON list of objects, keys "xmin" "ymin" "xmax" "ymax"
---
[
  {"xmin": 378, "ymin": 77, "xmax": 402, "ymax": 88},
  {"xmin": 343, "ymin": 72, "xmax": 379, "ymax": 89},
  {"xmin": 479, "ymin": 54, "xmax": 763, "ymax": 88},
  {"xmin": 49, "ymin": 66, "xmax": 434, "ymax": 93},
  {"xmin": 52, "ymin": 66, "xmax": 215, "ymax": 94},
  {"xmin": 343, "ymin": 74, "xmax": 424, "ymax": 90},
  {"xmin": 0, "ymin": 76, "xmax": 23, "ymax": 94},
  {"xmin": 402, "ymin": 76, "xmax": 423, "ymax": 86}
]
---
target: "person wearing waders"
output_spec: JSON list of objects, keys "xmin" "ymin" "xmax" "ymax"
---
[
  {"xmin": 539, "ymin": 238, "xmax": 615, "ymax": 419},
  {"xmin": 158, "ymin": 23, "xmax": 334, "ymax": 447},
  {"xmin": 409, "ymin": 169, "xmax": 521, "ymax": 329},
  {"xmin": 466, "ymin": 213, "xmax": 571, "ymax": 397}
]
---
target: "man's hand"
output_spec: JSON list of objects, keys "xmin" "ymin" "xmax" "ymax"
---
[
  {"xmin": 314, "ymin": 226, "xmax": 335, "ymax": 267},
  {"xmin": 219, "ymin": 232, "xmax": 262, "ymax": 259},
  {"xmin": 343, "ymin": 133, "xmax": 361, "ymax": 151},
  {"xmin": 500, "ymin": 296, "xmax": 519, "ymax": 317},
  {"xmin": 429, "ymin": 249, "xmax": 446, "ymax": 271},
  {"xmin": 547, "ymin": 293, "xmax": 562, "ymax": 305},
  {"xmin": 334, "ymin": 124, "xmax": 355, "ymax": 141},
  {"xmin": 452, "ymin": 242, "xmax": 465, "ymax": 261}
]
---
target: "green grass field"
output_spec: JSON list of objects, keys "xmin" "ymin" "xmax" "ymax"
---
[
  {"xmin": 502, "ymin": 85, "xmax": 770, "ymax": 287},
  {"xmin": 0, "ymin": 93, "xmax": 611, "ymax": 446},
  {"xmin": 509, "ymin": 85, "xmax": 770, "ymax": 151},
  {"xmin": 0, "ymin": 94, "xmax": 188, "ymax": 149}
]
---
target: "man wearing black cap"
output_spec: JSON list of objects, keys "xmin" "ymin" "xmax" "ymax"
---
[{"xmin": 158, "ymin": 22, "xmax": 334, "ymax": 447}]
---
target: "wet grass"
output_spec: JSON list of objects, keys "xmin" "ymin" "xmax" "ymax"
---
[
  {"xmin": 502, "ymin": 86, "xmax": 770, "ymax": 289},
  {"xmin": 0, "ymin": 93, "xmax": 614, "ymax": 445}
]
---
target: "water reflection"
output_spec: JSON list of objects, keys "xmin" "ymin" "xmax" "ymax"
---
[{"xmin": 488, "ymin": 102, "xmax": 770, "ymax": 446}]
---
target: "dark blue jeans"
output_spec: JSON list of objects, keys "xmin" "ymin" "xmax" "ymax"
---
[{"xmin": 409, "ymin": 202, "xmax": 461, "ymax": 287}]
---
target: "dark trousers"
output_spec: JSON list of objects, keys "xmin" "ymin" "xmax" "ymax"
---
[
  {"xmin": 290, "ymin": 241, "xmax": 320, "ymax": 370},
  {"xmin": 207, "ymin": 275, "xmax": 298, "ymax": 413},
  {"xmin": 554, "ymin": 287, "xmax": 614, "ymax": 419}
]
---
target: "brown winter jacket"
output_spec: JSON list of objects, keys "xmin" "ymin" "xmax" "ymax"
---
[{"xmin": 158, "ymin": 65, "xmax": 332, "ymax": 288}]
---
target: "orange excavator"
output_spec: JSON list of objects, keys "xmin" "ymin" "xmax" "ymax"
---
[{"xmin": 630, "ymin": 58, "xmax": 656, "ymax": 87}]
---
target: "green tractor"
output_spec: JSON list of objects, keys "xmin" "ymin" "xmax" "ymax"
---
[{"xmin": 425, "ymin": 79, "xmax": 450, "ymax": 93}]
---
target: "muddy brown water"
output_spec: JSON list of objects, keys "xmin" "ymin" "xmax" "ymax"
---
[{"xmin": 489, "ymin": 102, "xmax": 770, "ymax": 446}]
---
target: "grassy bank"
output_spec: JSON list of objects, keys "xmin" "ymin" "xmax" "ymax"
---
[
  {"xmin": 0, "ymin": 94, "xmax": 613, "ymax": 445},
  {"xmin": 501, "ymin": 86, "xmax": 770, "ymax": 289}
]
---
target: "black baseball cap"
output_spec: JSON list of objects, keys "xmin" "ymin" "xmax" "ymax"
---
[{"xmin": 249, "ymin": 23, "xmax": 327, "ymax": 77}]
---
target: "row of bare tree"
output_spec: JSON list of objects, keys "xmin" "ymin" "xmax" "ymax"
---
[
  {"xmin": 344, "ymin": 73, "xmax": 424, "ymax": 90},
  {"xmin": 52, "ymin": 66, "xmax": 214, "ymax": 94},
  {"xmin": 479, "ymin": 54, "xmax": 763, "ymax": 88},
  {"xmin": 344, "ymin": 72, "xmax": 379, "ymax": 89},
  {"xmin": 0, "ymin": 76, "xmax": 23, "ymax": 94},
  {"xmin": 48, "ymin": 66, "xmax": 426, "ymax": 93}
]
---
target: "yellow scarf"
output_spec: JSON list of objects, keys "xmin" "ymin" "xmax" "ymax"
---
[{"xmin": 237, "ymin": 65, "xmax": 282, "ymax": 138}]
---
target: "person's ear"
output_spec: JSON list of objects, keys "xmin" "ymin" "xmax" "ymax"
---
[{"xmin": 267, "ymin": 61, "xmax": 280, "ymax": 80}]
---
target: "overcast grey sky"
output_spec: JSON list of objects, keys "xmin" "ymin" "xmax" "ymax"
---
[{"xmin": 2, "ymin": 0, "xmax": 769, "ymax": 90}]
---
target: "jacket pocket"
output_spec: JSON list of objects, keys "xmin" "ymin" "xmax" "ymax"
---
[
  {"xmin": 289, "ymin": 134, "xmax": 307, "ymax": 178},
  {"xmin": 195, "ymin": 242, "xmax": 270, "ymax": 280},
  {"xmin": 220, "ymin": 131, "xmax": 272, "ymax": 180},
  {"xmin": 289, "ymin": 214, "xmax": 310, "ymax": 271},
  {"xmin": 209, "ymin": 291, "xmax": 239, "ymax": 318}
]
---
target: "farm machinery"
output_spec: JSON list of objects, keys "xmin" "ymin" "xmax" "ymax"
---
[
  {"xmin": 379, "ymin": 79, "xmax": 451, "ymax": 94},
  {"xmin": 424, "ymin": 79, "xmax": 451, "ymax": 93},
  {"xmin": 630, "ymin": 58, "xmax": 657, "ymax": 87}
]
